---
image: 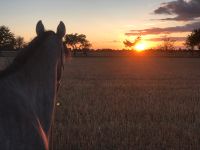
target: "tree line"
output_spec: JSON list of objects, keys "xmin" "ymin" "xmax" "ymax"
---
[
  {"xmin": 1, "ymin": 24, "xmax": 200, "ymax": 53},
  {"xmin": 0, "ymin": 25, "xmax": 92, "ymax": 56},
  {"xmin": 124, "ymin": 29, "xmax": 200, "ymax": 51}
]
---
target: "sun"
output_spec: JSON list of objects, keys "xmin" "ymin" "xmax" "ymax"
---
[{"xmin": 134, "ymin": 42, "xmax": 147, "ymax": 52}]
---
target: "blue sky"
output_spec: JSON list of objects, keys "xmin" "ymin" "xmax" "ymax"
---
[{"xmin": 0, "ymin": 0, "xmax": 193, "ymax": 49}]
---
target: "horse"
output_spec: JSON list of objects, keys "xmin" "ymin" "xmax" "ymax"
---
[{"xmin": 0, "ymin": 20, "xmax": 66, "ymax": 150}]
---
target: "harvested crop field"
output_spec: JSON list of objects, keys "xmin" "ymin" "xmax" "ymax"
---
[
  {"xmin": 51, "ymin": 57, "xmax": 200, "ymax": 150},
  {"xmin": 1, "ymin": 56, "xmax": 200, "ymax": 149}
]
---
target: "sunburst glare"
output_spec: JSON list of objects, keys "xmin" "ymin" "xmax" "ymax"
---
[{"xmin": 134, "ymin": 42, "xmax": 147, "ymax": 52}]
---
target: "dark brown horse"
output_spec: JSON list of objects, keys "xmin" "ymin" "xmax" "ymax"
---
[{"xmin": 0, "ymin": 20, "xmax": 66, "ymax": 150}]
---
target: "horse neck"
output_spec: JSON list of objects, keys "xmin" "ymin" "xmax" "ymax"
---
[{"xmin": 14, "ymin": 46, "xmax": 59, "ymax": 135}]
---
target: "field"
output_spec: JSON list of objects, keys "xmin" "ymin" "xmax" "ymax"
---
[
  {"xmin": 1, "ymin": 56, "xmax": 200, "ymax": 149},
  {"xmin": 53, "ymin": 57, "xmax": 200, "ymax": 150}
]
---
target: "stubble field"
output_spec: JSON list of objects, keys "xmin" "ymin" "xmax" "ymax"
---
[
  {"xmin": 52, "ymin": 57, "xmax": 200, "ymax": 150},
  {"xmin": 1, "ymin": 56, "xmax": 200, "ymax": 149}
]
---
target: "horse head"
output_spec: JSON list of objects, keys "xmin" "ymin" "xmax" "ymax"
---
[{"xmin": 36, "ymin": 20, "xmax": 66, "ymax": 92}]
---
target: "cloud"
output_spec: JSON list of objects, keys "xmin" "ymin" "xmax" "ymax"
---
[
  {"xmin": 147, "ymin": 37, "xmax": 186, "ymax": 42},
  {"xmin": 125, "ymin": 21, "xmax": 200, "ymax": 36},
  {"xmin": 154, "ymin": 0, "xmax": 200, "ymax": 21}
]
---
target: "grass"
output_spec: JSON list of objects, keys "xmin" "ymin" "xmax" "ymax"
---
[
  {"xmin": 53, "ymin": 57, "xmax": 200, "ymax": 150},
  {"xmin": 1, "ymin": 56, "xmax": 200, "ymax": 149}
]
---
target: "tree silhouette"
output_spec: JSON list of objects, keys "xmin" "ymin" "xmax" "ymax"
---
[
  {"xmin": 159, "ymin": 36, "xmax": 176, "ymax": 51},
  {"xmin": 64, "ymin": 33, "xmax": 91, "ymax": 56},
  {"xmin": 123, "ymin": 36, "xmax": 141, "ymax": 49},
  {"xmin": 82, "ymin": 40, "xmax": 92, "ymax": 56},
  {"xmin": 0, "ymin": 26, "xmax": 16, "ymax": 50},
  {"xmin": 64, "ymin": 33, "xmax": 79, "ymax": 50},
  {"xmin": 186, "ymin": 29, "xmax": 200, "ymax": 50},
  {"xmin": 15, "ymin": 36, "xmax": 26, "ymax": 49}
]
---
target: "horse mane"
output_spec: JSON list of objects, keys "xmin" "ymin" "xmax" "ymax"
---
[{"xmin": 0, "ymin": 31, "xmax": 55, "ymax": 79}]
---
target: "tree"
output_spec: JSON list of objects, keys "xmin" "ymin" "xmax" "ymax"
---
[
  {"xmin": 15, "ymin": 36, "xmax": 26, "ymax": 49},
  {"xmin": 64, "ymin": 33, "xmax": 92, "ymax": 56},
  {"xmin": 81, "ymin": 40, "xmax": 92, "ymax": 49},
  {"xmin": 64, "ymin": 33, "xmax": 79, "ymax": 50},
  {"xmin": 185, "ymin": 29, "xmax": 200, "ymax": 50},
  {"xmin": 0, "ymin": 26, "xmax": 16, "ymax": 50},
  {"xmin": 81, "ymin": 40, "xmax": 92, "ymax": 56},
  {"xmin": 123, "ymin": 36, "xmax": 141, "ymax": 49},
  {"xmin": 159, "ymin": 36, "xmax": 175, "ymax": 51}
]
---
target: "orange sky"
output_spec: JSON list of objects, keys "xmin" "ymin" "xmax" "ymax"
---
[{"xmin": 1, "ymin": 0, "xmax": 198, "ymax": 50}]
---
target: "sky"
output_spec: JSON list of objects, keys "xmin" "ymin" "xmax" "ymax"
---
[{"xmin": 1, "ymin": 0, "xmax": 200, "ymax": 49}]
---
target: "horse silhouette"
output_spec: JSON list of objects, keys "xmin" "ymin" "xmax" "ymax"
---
[{"xmin": 0, "ymin": 20, "xmax": 66, "ymax": 150}]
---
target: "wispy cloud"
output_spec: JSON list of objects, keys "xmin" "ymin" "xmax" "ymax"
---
[
  {"xmin": 147, "ymin": 37, "xmax": 186, "ymax": 42},
  {"xmin": 154, "ymin": 0, "xmax": 200, "ymax": 21},
  {"xmin": 125, "ymin": 21, "xmax": 200, "ymax": 36}
]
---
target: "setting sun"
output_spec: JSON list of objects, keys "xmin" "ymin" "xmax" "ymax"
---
[{"xmin": 134, "ymin": 42, "xmax": 147, "ymax": 52}]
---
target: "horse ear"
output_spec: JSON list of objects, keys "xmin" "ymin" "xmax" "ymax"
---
[
  {"xmin": 36, "ymin": 20, "xmax": 45, "ymax": 36},
  {"xmin": 57, "ymin": 21, "xmax": 66, "ymax": 38}
]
